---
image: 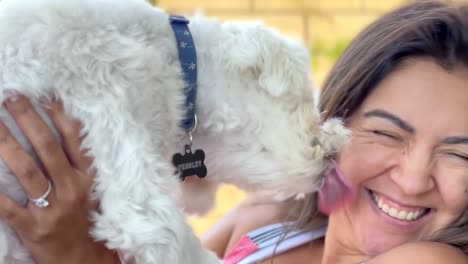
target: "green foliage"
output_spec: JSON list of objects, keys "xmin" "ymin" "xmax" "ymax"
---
[
  {"xmin": 146, "ymin": 0, "xmax": 157, "ymax": 5},
  {"xmin": 310, "ymin": 39, "xmax": 351, "ymax": 69}
]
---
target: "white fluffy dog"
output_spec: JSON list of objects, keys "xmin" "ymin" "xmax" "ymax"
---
[{"xmin": 0, "ymin": 0, "xmax": 348, "ymax": 263}]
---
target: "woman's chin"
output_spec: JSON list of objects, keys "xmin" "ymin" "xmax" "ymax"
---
[{"xmin": 347, "ymin": 187, "xmax": 432, "ymax": 256}]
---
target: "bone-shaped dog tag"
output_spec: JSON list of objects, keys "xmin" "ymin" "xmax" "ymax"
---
[{"xmin": 172, "ymin": 145, "xmax": 207, "ymax": 181}]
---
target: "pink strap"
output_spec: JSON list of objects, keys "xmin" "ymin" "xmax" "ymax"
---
[{"xmin": 224, "ymin": 235, "xmax": 259, "ymax": 264}]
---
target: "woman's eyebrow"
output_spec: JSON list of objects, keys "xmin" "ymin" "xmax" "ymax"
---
[
  {"xmin": 441, "ymin": 136, "xmax": 468, "ymax": 145},
  {"xmin": 363, "ymin": 109, "xmax": 415, "ymax": 134}
]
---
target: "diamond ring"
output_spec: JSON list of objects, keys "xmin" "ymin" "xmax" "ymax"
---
[{"xmin": 27, "ymin": 180, "xmax": 52, "ymax": 208}]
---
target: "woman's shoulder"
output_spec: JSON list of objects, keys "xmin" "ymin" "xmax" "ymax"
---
[
  {"xmin": 370, "ymin": 242, "xmax": 467, "ymax": 264},
  {"xmin": 201, "ymin": 194, "xmax": 284, "ymax": 257},
  {"xmin": 232, "ymin": 194, "xmax": 284, "ymax": 221},
  {"xmin": 223, "ymin": 194, "xmax": 285, "ymax": 249}
]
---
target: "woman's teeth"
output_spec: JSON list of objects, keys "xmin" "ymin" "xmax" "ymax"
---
[{"xmin": 370, "ymin": 191, "xmax": 428, "ymax": 221}]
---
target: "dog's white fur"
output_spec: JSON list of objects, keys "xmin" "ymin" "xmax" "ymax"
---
[{"xmin": 0, "ymin": 0, "xmax": 348, "ymax": 263}]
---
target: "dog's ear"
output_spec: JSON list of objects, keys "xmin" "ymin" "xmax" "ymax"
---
[
  {"xmin": 255, "ymin": 27, "xmax": 312, "ymax": 98},
  {"xmin": 221, "ymin": 22, "xmax": 313, "ymax": 98}
]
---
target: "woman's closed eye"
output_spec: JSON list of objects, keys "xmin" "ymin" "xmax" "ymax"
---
[
  {"xmin": 447, "ymin": 152, "xmax": 468, "ymax": 162},
  {"xmin": 370, "ymin": 130, "xmax": 402, "ymax": 141}
]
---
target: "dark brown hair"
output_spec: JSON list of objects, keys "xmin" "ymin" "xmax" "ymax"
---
[{"xmin": 320, "ymin": 1, "xmax": 468, "ymax": 121}]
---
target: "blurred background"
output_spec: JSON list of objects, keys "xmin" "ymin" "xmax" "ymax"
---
[{"xmin": 147, "ymin": 0, "xmax": 458, "ymax": 237}]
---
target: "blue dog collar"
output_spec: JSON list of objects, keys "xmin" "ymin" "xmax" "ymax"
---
[{"xmin": 169, "ymin": 15, "xmax": 198, "ymax": 132}]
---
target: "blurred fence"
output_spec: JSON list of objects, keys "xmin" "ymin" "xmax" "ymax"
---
[{"xmin": 158, "ymin": 0, "xmax": 415, "ymax": 85}]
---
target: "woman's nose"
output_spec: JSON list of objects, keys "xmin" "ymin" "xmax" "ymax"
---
[{"xmin": 390, "ymin": 149, "xmax": 435, "ymax": 196}]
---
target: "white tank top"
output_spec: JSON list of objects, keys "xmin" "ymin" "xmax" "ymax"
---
[{"xmin": 224, "ymin": 222, "xmax": 327, "ymax": 264}]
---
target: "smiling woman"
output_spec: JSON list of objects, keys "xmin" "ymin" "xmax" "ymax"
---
[
  {"xmin": 313, "ymin": 3, "xmax": 468, "ymax": 260},
  {"xmin": 334, "ymin": 58, "xmax": 468, "ymax": 255}
]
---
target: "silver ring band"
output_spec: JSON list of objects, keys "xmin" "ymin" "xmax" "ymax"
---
[{"xmin": 27, "ymin": 180, "xmax": 52, "ymax": 208}]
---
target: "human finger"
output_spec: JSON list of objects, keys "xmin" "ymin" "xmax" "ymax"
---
[
  {"xmin": 0, "ymin": 119, "xmax": 53, "ymax": 199},
  {"xmin": 0, "ymin": 194, "xmax": 32, "ymax": 235},
  {"xmin": 3, "ymin": 93, "xmax": 72, "ymax": 186}
]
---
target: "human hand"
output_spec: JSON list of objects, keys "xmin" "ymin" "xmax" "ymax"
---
[{"xmin": 0, "ymin": 94, "xmax": 119, "ymax": 264}]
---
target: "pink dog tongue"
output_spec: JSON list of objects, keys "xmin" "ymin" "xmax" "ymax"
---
[{"xmin": 318, "ymin": 164, "xmax": 356, "ymax": 215}]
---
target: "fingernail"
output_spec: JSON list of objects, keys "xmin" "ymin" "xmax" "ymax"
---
[{"xmin": 4, "ymin": 90, "xmax": 20, "ymax": 103}]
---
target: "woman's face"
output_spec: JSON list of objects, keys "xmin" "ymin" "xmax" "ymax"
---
[{"xmin": 334, "ymin": 58, "xmax": 468, "ymax": 256}]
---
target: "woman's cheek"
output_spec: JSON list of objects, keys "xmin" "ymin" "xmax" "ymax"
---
[
  {"xmin": 433, "ymin": 161, "xmax": 468, "ymax": 221},
  {"xmin": 337, "ymin": 135, "xmax": 402, "ymax": 185}
]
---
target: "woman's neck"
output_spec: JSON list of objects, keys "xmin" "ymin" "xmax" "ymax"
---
[{"xmin": 321, "ymin": 214, "xmax": 368, "ymax": 264}]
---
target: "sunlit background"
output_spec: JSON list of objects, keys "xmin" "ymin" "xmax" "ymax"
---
[{"xmin": 147, "ymin": 0, "xmax": 456, "ymax": 237}]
